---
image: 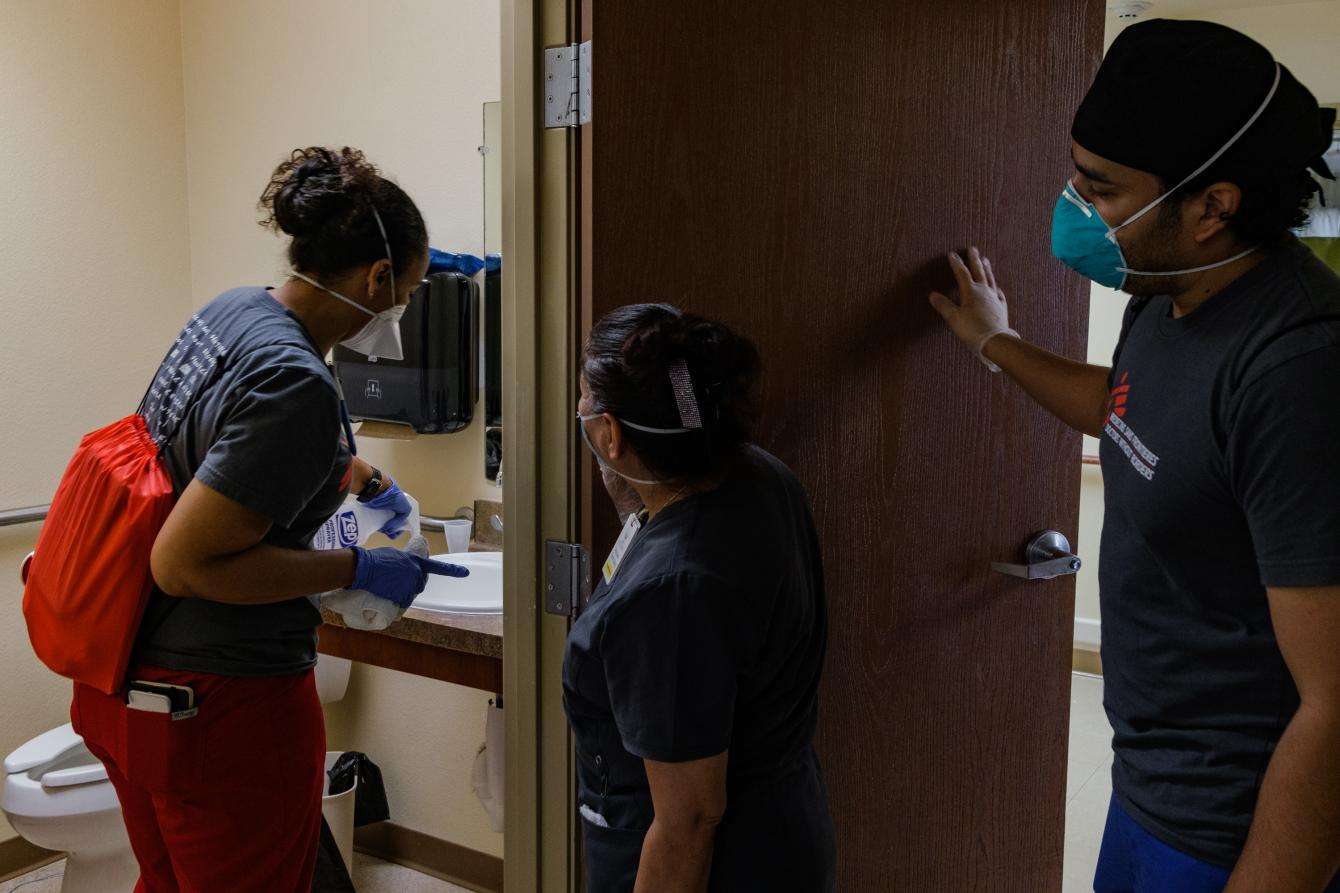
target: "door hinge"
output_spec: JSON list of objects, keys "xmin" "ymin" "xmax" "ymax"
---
[
  {"xmin": 543, "ymin": 40, "xmax": 591, "ymax": 129},
  {"xmin": 544, "ymin": 540, "xmax": 591, "ymax": 617}
]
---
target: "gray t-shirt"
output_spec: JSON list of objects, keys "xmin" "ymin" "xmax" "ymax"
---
[{"xmin": 132, "ymin": 287, "xmax": 352, "ymax": 676}]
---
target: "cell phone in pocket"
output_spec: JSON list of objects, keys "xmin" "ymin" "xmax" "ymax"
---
[
  {"xmin": 127, "ymin": 680, "xmax": 195, "ymax": 716},
  {"xmin": 127, "ymin": 690, "xmax": 172, "ymax": 713}
]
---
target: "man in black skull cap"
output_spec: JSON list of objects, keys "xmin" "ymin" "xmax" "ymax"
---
[{"xmin": 930, "ymin": 18, "xmax": 1339, "ymax": 893}]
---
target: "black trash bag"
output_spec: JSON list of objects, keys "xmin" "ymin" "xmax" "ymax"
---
[
  {"xmin": 312, "ymin": 815, "xmax": 357, "ymax": 893},
  {"xmin": 328, "ymin": 751, "xmax": 391, "ymax": 827}
]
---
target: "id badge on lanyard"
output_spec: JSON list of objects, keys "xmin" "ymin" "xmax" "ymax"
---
[{"xmin": 602, "ymin": 512, "xmax": 643, "ymax": 584}]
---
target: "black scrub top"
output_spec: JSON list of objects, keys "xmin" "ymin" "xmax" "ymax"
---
[{"xmin": 562, "ymin": 446, "xmax": 835, "ymax": 892}]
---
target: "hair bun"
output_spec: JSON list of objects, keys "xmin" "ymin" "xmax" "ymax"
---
[{"xmin": 260, "ymin": 147, "xmax": 380, "ymax": 238}]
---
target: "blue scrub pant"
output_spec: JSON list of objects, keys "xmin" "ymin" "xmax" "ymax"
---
[{"xmin": 1094, "ymin": 797, "xmax": 1340, "ymax": 893}]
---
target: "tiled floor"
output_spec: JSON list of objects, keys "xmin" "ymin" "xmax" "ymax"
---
[
  {"xmin": 0, "ymin": 854, "xmax": 473, "ymax": 893},
  {"xmin": 1065, "ymin": 672, "xmax": 1114, "ymax": 893},
  {"xmin": 0, "ymin": 860, "xmax": 63, "ymax": 893}
]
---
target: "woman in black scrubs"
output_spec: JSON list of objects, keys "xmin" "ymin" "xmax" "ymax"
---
[{"xmin": 564, "ymin": 304, "xmax": 836, "ymax": 892}]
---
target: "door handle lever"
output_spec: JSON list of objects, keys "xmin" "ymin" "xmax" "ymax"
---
[{"xmin": 991, "ymin": 531, "xmax": 1081, "ymax": 580}]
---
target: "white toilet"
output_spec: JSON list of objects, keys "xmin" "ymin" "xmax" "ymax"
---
[
  {"xmin": 2, "ymin": 654, "xmax": 354, "ymax": 892},
  {"xmin": 1, "ymin": 723, "xmax": 136, "ymax": 893}
]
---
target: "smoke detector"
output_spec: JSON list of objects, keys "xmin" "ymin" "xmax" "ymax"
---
[{"xmin": 1108, "ymin": 0, "xmax": 1153, "ymax": 19}]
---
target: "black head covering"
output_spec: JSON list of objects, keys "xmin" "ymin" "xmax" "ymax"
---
[{"xmin": 1072, "ymin": 19, "xmax": 1335, "ymax": 186}]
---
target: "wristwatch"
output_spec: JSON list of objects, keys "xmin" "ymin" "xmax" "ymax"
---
[{"xmin": 356, "ymin": 467, "xmax": 384, "ymax": 503}]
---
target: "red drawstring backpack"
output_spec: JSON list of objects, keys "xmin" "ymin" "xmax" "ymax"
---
[{"xmin": 24, "ymin": 357, "xmax": 222, "ymax": 695}]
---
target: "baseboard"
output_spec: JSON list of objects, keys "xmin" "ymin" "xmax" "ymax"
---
[
  {"xmin": 354, "ymin": 822, "xmax": 502, "ymax": 893},
  {"xmin": 1072, "ymin": 647, "xmax": 1103, "ymax": 676},
  {"xmin": 1074, "ymin": 617, "xmax": 1101, "ymax": 650},
  {"xmin": 0, "ymin": 836, "xmax": 60, "ymax": 884},
  {"xmin": 1073, "ymin": 617, "xmax": 1102, "ymax": 675}
]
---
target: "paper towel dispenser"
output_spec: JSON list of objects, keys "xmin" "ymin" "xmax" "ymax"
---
[{"xmin": 334, "ymin": 271, "xmax": 478, "ymax": 434}]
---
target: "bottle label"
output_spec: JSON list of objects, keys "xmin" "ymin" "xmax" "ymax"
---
[
  {"xmin": 337, "ymin": 510, "xmax": 360, "ymax": 547},
  {"xmin": 312, "ymin": 509, "xmax": 361, "ymax": 551}
]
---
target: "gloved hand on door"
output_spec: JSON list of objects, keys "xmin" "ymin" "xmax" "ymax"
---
[{"xmin": 928, "ymin": 247, "xmax": 1019, "ymax": 372}]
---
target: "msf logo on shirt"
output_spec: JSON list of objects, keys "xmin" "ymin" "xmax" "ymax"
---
[
  {"xmin": 1108, "ymin": 372, "xmax": 1130, "ymax": 418},
  {"xmin": 1104, "ymin": 372, "xmax": 1160, "ymax": 481}
]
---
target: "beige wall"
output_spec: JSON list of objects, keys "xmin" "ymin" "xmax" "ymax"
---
[
  {"xmin": 1075, "ymin": 0, "xmax": 1340, "ymax": 643},
  {"xmin": 177, "ymin": 0, "xmax": 503, "ymax": 856},
  {"xmin": 0, "ymin": 0, "xmax": 192, "ymax": 839}
]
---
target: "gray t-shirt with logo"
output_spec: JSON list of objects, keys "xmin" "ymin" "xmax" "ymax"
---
[
  {"xmin": 1099, "ymin": 238, "xmax": 1340, "ymax": 866},
  {"xmin": 132, "ymin": 288, "xmax": 352, "ymax": 677}
]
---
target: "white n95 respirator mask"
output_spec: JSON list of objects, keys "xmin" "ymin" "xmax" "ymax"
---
[{"xmin": 291, "ymin": 271, "xmax": 406, "ymax": 362}]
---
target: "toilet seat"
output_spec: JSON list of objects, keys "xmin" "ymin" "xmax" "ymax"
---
[{"xmin": 3, "ymin": 724, "xmax": 116, "ymax": 819}]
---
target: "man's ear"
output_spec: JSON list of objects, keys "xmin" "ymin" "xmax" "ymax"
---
[{"xmin": 1192, "ymin": 181, "xmax": 1243, "ymax": 245}]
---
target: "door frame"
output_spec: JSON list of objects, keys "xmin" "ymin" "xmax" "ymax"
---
[{"xmin": 501, "ymin": 0, "xmax": 584, "ymax": 889}]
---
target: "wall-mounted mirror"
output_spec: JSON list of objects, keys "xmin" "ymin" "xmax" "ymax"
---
[{"xmin": 483, "ymin": 100, "xmax": 503, "ymax": 481}]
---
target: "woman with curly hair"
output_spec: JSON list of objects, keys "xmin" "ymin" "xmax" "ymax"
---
[{"xmin": 72, "ymin": 147, "xmax": 461, "ymax": 892}]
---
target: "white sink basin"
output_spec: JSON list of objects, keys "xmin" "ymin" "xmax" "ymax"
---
[{"xmin": 413, "ymin": 552, "xmax": 503, "ymax": 615}]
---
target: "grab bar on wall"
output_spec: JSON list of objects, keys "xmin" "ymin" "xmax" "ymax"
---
[{"xmin": 0, "ymin": 505, "xmax": 49, "ymax": 528}]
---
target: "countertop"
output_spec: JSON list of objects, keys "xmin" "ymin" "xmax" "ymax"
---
[{"xmin": 319, "ymin": 605, "xmax": 502, "ymax": 659}]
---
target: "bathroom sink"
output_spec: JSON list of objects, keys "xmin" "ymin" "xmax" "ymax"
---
[{"xmin": 413, "ymin": 552, "xmax": 503, "ymax": 615}]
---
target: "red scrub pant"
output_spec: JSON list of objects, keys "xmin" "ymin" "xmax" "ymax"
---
[{"xmin": 72, "ymin": 666, "xmax": 326, "ymax": 893}]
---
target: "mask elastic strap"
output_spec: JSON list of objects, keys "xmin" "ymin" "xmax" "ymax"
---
[
  {"xmin": 578, "ymin": 413, "xmax": 695, "ymax": 435},
  {"xmin": 1120, "ymin": 244, "xmax": 1261, "ymax": 278},
  {"xmin": 370, "ymin": 206, "xmax": 396, "ymax": 310},
  {"xmin": 618, "ymin": 417, "xmax": 695, "ymax": 435},
  {"xmin": 1115, "ymin": 63, "xmax": 1281, "ymax": 235},
  {"xmin": 291, "ymin": 270, "xmax": 375, "ymax": 318},
  {"xmin": 577, "ymin": 416, "xmax": 664, "ymax": 485}
]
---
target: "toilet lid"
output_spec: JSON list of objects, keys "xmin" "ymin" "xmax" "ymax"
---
[{"xmin": 4, "ymin": 724, "xmax": 86, "ymax": 775}]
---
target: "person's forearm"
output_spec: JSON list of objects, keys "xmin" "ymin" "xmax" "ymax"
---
[
  {"xmin": 160, "ymin": 544, "xmax": 357, "ymax": 605},
  {"xmin": 634, "ymin": 820, "xmax": 717, "ymax": 893},
  {"xmin": 350, "ymin": 456, "xmax": 390, "ymax": 497},
  {"xmin": 982, "ymin": 335, "xmax": 1112, "ymax": 437},
  {"xmin": 1227, "ymin": 703, "xmax": 1340, "ymax": 892}
]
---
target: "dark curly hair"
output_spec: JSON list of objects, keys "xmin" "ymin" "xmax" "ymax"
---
[
  {"xmin": 258, "ymin": 147, "xmax": 427, "ymax": 280},
  {"xmin": 583, "ymin": 304, "xmax": 762, "ymax": 481},
  {"xmin": 1161, "ymin": 162, "xmax": 1323, "ymax": 246}
]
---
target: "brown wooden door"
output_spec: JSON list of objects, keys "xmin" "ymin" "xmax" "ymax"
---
[{"xmin": 578, "ymin": 2, "xmax": 1104, "ymax": 889}]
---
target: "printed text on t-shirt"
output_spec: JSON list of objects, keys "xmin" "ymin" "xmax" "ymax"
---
[{"xmin": 1104, "ymin": 373, "xmax": 1159, "ymax": 480}]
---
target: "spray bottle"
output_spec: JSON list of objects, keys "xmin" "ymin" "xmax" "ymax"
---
[{"xmin": 312, "ymin": 494, "xmax": 425, "ymax": 630}]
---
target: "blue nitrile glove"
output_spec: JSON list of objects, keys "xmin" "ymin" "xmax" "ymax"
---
[
  {"xmin": 351, "ymin": 547, "xmax": 470, "ymax": 610},
  {"xmin": 363, "ymin": 481, "xmax": 413, "ymax": 539}
]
